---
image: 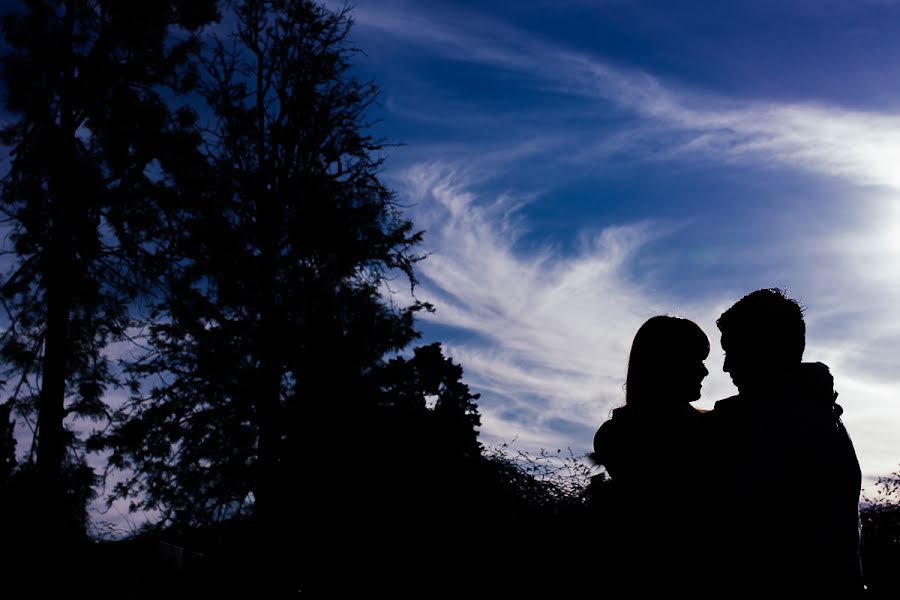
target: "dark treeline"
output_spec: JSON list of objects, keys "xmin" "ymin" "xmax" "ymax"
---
[{"xmin": 0, "ymin": 1, "xmax": 897, "ymax": 597}]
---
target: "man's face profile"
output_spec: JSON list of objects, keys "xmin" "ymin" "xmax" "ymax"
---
[
  {"xmin": 721, "ymin": 332, "xmax": 767, "ymax": 393},
  {"xmin": 721, "ymin": 330, "xmax": 795, "ymax": 394}
]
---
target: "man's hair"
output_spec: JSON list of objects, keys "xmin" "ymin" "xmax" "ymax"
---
[{"xmin": 716, "ymin": 288, "xmax": 806, "ymax": 362}]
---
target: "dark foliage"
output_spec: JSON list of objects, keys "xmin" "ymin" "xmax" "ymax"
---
[
  {"xmin": 860, "ymin": 468, "xmax": 900, "ymax": 598},
  {"xmin": 82, "ymin": 444, "xmax": 606, "ymax": 598},
  {"xmin": 96, "ymin": 0, "xmax": 428, "ymax": 539},
  {"xmin": 0, "ymin": 0, "xmax": 218, "ymax": 539},
  {"xmin": 90, "ymin": 343, "xmax": 490, "ymax": 597}
]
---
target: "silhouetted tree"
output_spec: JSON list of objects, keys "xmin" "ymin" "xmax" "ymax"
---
[
  {"xmin": 270, "ymin": 342, "xmax": 484, "ymax": 595},
  {"xmin": 99, "ymin": 0, "xmax": 426, "ymax": 539},
  {"xmin": 373, "ymin": 343, "xmax": 482, "ymax": 460},
  {"xmin": 0, "ymin": 0, "xmax": 218, "ymax": 539},
  {"xmin": 861, "ymin": 467, "xmax": 900, "ymax": 598}
]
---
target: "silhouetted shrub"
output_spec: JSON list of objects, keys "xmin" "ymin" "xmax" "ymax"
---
[{"xmin": 860, "ymin": 467, "xmax": 900, "ymax": 598}]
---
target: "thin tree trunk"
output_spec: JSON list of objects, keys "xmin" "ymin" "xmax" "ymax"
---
[
  {"xmin": 36, "ymin": 0, "xmax": 76, "ymax": 539},
  {"xmin": 252, "ymin": 19, "xmax": 282, "ymax": 532},
  {"xmin": 248, "ymin": 18, "xmax": 287, "ymax": 591},
  {"xmin": 37, "ymin": 248, "xmax": 70, "ymax": 535}
]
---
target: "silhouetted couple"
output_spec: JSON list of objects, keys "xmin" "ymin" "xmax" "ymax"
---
[{"xmin": 592, "ymin": 288, "xmax": 863, "ymax": 598}]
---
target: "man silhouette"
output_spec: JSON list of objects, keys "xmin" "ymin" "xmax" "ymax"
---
[{"xmin": 711, "ymin": 288, "xmax": 863, "ymax": 597}]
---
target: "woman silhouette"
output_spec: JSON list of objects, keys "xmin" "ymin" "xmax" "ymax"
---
[{"xmin": 591, "ymin": 315, "xmax": 713, "ymax": 594}]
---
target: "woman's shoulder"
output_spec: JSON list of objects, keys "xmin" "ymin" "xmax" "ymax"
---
[
  {"xmin": 593, "ymin": 409, "xmax": 627, "ymax": 454},
  {"xmin": 592, "ymin": 407, "xmax": 642, "ymax": 473}
]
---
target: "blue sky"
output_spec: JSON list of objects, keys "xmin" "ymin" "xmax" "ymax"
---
[{"xmin": 324, "ymin": 0, "xmax": 900, "ymax": 494}]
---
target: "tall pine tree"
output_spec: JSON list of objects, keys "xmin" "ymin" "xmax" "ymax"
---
[
  {"xmin": 101, "ymin": 0, "xmax": 427, "ymax": 529},
  {"xmin": 0, "ymin": 0, "xmax": 218, "ymax": 539}
]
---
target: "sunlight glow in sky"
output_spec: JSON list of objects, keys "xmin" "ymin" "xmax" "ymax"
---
[{"xmin": 335, "ymin": 0, "xmax": 900, "ymax": 493}]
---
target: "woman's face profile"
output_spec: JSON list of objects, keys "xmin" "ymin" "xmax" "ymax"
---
[{"xmin": 658, "ymin": 351, "xmax": 709, "ymax": 404}]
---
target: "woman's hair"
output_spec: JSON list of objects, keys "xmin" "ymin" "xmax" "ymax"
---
[{"xmin": 624, "ymin": 315, "xmax": 710, "ymax": 407}]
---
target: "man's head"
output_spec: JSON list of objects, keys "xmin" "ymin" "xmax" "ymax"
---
[{"xmin": 716, "ymin": 288, "xmax": 805, "ymax": 394}]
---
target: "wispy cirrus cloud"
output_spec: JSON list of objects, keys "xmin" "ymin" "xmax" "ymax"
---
[{"xmin": 347, "ymin": 0, "xmax": 900, "ymax": 190}]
